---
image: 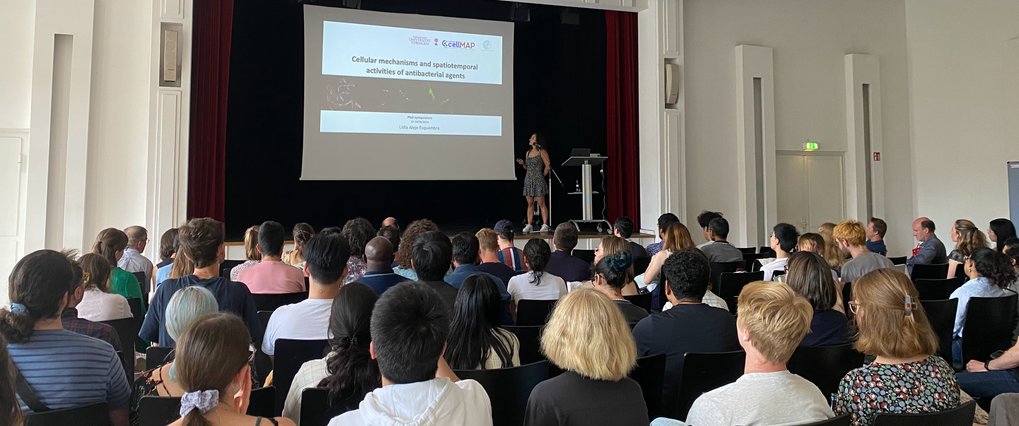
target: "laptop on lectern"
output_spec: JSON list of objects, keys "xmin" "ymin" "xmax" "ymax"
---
[{"xmin": 570, "ymin": 148, "xmax": 591, "ymax": 157}]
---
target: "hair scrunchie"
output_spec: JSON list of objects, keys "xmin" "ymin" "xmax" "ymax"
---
[
  {"xmin": 8, "ymin": 303, "xmax": 28, "ymax": 315},
  {"xmin": 179, "ymin": 389, "xmax": 219, "ymax": 416}
]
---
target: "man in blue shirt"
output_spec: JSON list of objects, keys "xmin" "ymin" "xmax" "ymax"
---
[
  {"xmin": 446, "ymin": 233, "xmax": 510, "ymax": 301},
  {"xmin": 358, "ymin": 236, "xmax": 409, "ymax": 295},
  {"xmin": 866, "ymin": 217, "xmax": 889, "ymax": 256}
]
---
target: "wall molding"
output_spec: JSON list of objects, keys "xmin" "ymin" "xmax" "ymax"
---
[
  {"xmin": 844, "ymin": 54, "xmax": 884, "ymax": 221},
  {"xmin": 735, "ymin": 44, "xmax": 777, "ymax": 247}
]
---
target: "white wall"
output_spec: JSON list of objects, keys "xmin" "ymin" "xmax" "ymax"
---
[
  {"xmin": 905, "ymin": 0, "xmax": 1019, "ymax": 244},
  {"xmin": 683, "ymin": 0, "xmax": 916, "ymax": 255}
]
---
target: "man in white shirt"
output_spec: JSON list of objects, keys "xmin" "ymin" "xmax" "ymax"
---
[
  {"xmin": 261, "ymin": 230, "xmax": 350, "ymax": 357},
  {"xmin": 685, "ymin": 282, "xmax": 834, "ymax": 425},
  {"xmin": 119, "ymin": 225, "xmax": 154, "ymax": 293},
  {"xmin": 761, "ymin": 223, "xmax": 800, "ymax": 281},
  {"xmin": 329, "ymin": 283, "xmax": 492, "ymax": 426}
]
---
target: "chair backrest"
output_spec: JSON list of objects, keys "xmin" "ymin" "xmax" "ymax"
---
[
  {"xmin": 127, "ymin": 297, "xmax": 143, "ymax": 319},
  {"xmin": 910, "ymin": 263, "xmax": 949, "ymax": 281},
  {"xmin": 954, "ymin": 264, "xmax": 968, "ymax": 279},
  {"xmin": 962, "ymin": 294, "xmax": 1019, "ymax": 362},
  {"xmin": 145, "ymin": 346, "xmax": 174, "ymax": 370},
  {"xmin": 787, "ymin": 343, "xmax": 865, "ymax": 400},
  {"xmin": 709, "ymin": 261, "xmax": 744, "ymax": 290},
  {"xmin": 252, "ymin": 292, "xmax": 308, "ymax": 313},
  {"xmin": 220, "ymin": 259, "xmax": 244, "ymax": 278},
  {"xmin": 800, "ymin": 414, "xmax": 852, "ymax": 426},
  {"xmin": 454, "ymin": 361, "xmax": 550, "ymax": 426},
  {"xmin": 273, "ymin": 339, "xmax": 329, "ymax": 415},
  {"xmin": 623, "ymin": 293, "xmax": 652, "ymax": 313},
  {"xmin": 842, "ymin": 282, "xmax": 853, "ymax": 319},
  {"xmin": 715, "ymin": 271, "xmax": 764, "ymax": 314},
  {"xmin": 920, "ymin": 299, "xmax": 958, "ymax": 364},
  {"xmin": 247, "ymin": 386, "xmax": 275, "ymax": 418},
  {"xmin": 914, "ymin": 278, "xmax": 965, "ymax": 301},
  {"xmin": 253, "ymin": 310, "xmax": 274, "ymax": 385},
  {"xmin": 504, "ymin": 325, "xmax": 545, "ymax": 365},
  {"xmin": 759, "ymin": 247, "xmax": 776, "ymax": 257},
  {"xmin": 871, "ymin": 400, "xmax": 976, "ymax": 426},
  {"xmin": 25, "ymin": 402, "xmax": 110, "ymax": 426},
  {"xmin": 889, "ymin": 256, "xmax": 907, "ymax": 265},
  {"xmin": 737, "ymin": 247, "xmax": 757, "ymax": 255},
  {"xmin": 516, "ymin": 299, "xmax": 557, "ymax": 326},
  {"xmin": 674, "ymin": 350, "xmax": 746, "ymax": 420},
  {"xmin": 132, "ymin": 271, "xmax": 148, "ymax": 294},
  {"xmin": 300, "ymin": 388, "xmax": 361, "ymax": 426},
  {"xmin": 137, "ymin": 396, "xmax": 181, "ymax": 426},
  {"xmin": 634, "ymin": 256, "xmax": 653, "ymax": 276},
  {"xmin": 100, "ymin": 317, "xmax": 140, "ymax": 379},
  {"xmin": 573, "ymin": 249, "xmax": 595, "ymax": 265},
  {"xmin": 629, "ymin": 353, "xmax": 666, "ymax": 420}
]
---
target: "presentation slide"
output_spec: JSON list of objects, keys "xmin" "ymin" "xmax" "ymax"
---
[{"xmin": 303, "ymin": 6, "xmax": 516, "ymax": 181}]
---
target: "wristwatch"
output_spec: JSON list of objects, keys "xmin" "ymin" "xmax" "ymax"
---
[{"xmin": 985, "ymin": 360, "xmax": 994, "ymax": 371}]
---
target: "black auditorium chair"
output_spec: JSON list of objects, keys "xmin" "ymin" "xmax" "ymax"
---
[
  {"xmin": 914, "ymin": 278, "xmax": 965, "ymax": 301},
  {"xmin": 920, "ymin": 299, "xmax": 958, "ymax": 365},
  {"xmin": 515, "ymin": 299, "xmax": 557, "ymax": 326},
  {"xmin": 220, "ymin": 259, "xmax": 244, "ymax": 278},
  {"xmin": 128, "ymin": 297, "xmax": 143, "ymax": 319},
  {"xmin": 504, "ymin": 325, "xmax": 544, "ymax": 365},
  {"xmin": 910, "ymin": 263, "xmax": 949, "ymax": 282},
  {"xmin": 634, "ymin": 256, "xmax": 653, "ymax": 276},
  {"xmin": 101, "ymin": 317, "xmax": 140, "ymax": 379},
  {"xmin": 573, "ymin": 249, "xmax": 595, "ymax": 265},
  {"xmin": 145, "ymin": 346, "xmax": 174, "ymax": 370},
  {"xmin": 629, "ymin": 353, "xmax": 666, "ymax": 420},
  {"xmin": 254, "ymin": 310, "xmax": 274, "ymax": 384},
  {"xmin": 25, "ymin": 403, "xmax": 110, "ymax": 426},
  {"xmin": 871, "ymin": 400, "xmax": 976, "ymax": 426},
  {"xmin": 787, "ymin": 343, "xmax": 865, "ymax": 400},
  {"xmin": 888, "ymin": 256, "xmax": 907, "ymax": 265},
  {"xmin": 137, "ymin": 396, "xmax": 181, "ymax": 426},
  {"xmin": 709, "ymin": 261, "xmax": 744, "ymax": 291},
  {"xmin": 454, "ymin": 361, "xmax": 550, "ymax": 426},
  {"xmin": 672, "ymin": 350, "xmax": 745, "ymax": 420},
  {"xmin": 716, "ymin": 271, "xmax": 764, "ymax": 314},
  {"xmin": 623, "ymin": 293, "xmax": 652, "ymax": 313},
  {"xmin": 737, "ymin": 247, "xmax": 757, "ymax": 255},
  {"xmin": 273, "ymin": 339, "xmax": 330, "ymax": 415},
  {"xmin": 300, "ymin": 388, "xmax": 362, "ymax": 426},
  {"xmin": 252, "ymin": 292, "xmax": 308, "ymax": 313},
  {"xmin": 961, "ymin": 294, "xmax": 1018, "ymax": 363},
  {"xmin": 800, "ymin": 414, "xmax": 852, "ymax": 426},
  {"xmin": 247, "ymin": 387, "xmax": 276, "ymax": 418}
]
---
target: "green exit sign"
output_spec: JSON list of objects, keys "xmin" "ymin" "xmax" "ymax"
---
[{"xmin": 802, "ymin": 140, "xmax": 819, "ymax": 151}]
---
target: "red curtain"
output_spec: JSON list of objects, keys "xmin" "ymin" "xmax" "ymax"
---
[
  {"xmin": 605, "ymin": 11, "xmax": 640, "ymax": 227},
  {"xmin": 187, "ymin": 0, "xmax": 234, "ymax": 221}
]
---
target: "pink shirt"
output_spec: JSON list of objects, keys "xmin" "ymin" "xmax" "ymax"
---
[{"xmin": 237, "ymin": 259, "xmax": 306, "ymax": 294}]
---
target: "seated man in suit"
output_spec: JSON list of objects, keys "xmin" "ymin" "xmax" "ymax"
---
[
  {"xmin": 906, "ymin": 217, "xmax": 947, "ymax": 274},
  {"xmin": 545, "ymin": 223, "xmax": 592, "ymax": 282}
]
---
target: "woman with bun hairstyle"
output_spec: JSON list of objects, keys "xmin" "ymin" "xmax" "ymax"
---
[
  {"xmin": 593, "ymin": 251, "xmax": 648, "ymax": 327},
  {"xmin": 507, "ymin": 239, "xmax": 567, "ymax": 320}
]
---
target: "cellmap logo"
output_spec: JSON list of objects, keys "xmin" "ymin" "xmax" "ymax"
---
[{"xmin": 440, "ymin": 40, "xmax": 476, "ymax": 49}]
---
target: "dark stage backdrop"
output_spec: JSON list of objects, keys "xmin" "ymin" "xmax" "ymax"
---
[{"xmin": 224, "ymin": 0, "xmax": 607, "ymax": 239}]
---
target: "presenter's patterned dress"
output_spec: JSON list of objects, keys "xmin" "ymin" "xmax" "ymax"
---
[{"xmin": 523, "ymin": 154, "xmax": 547, "ymax": 197}]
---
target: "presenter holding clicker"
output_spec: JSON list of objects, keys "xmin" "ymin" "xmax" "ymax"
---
[{"xmin": 516, "ymin": 133, "xmax": 551, "ymax": 233}]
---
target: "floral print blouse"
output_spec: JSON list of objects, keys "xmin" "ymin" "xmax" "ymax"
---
[{"xmin": 833, "ymin": 355, "xmax": 960, "ymax": 426}]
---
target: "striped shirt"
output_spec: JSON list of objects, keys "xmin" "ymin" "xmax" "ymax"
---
[{"xmin": 8, "ymin": 329, "xmax": 130, "ymax": 412}]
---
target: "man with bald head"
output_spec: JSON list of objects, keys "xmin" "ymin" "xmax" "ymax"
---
[
  {"xmin": 120, "ymin": 225, "xmax": 154, "ymax": 293},
  {"xmin": 906, "ymin": 216, "xmax": 947, "ymax": 273},
  {"xmin": 358, "ymin": 236, "xmax": 408, "ymax": 295},
  {"xmin": 381, "ymin": 217, "xmax": 399, "ymax": 230}
]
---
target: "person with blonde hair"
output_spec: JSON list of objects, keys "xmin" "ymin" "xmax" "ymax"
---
[
  {"xmin": 834, "ymin": 220, "xmax": 893, "ymax": 285},
  {"xmin": 817, "ymin": 222, "xmax": 847, "ymax": 273},
  {"xmin": 524, "ymin": 289, "xmax": 648, "ymax": 425},
  {"xmin": 685, "ymin": 282, "xmax": 833, "ymax": 425},
  {"xmin": 834, "ymin": 269, "xmax": 959, "ymax": 425},
  {"xmin": 230, "ymin": 225, "xmax": 262, "ymax": 281},
  {"xmin": 475, "ymin": 227, "xmax": 518, "ymax": 285},
  {"xmin": 947, "ymin": 219, "xmax": 990, "ymax": 279}
]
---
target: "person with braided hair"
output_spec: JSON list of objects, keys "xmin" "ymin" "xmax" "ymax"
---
[
  {"xmin": 592, "ymin": 251, "xmax": 648, "ymax": 327},
  {"xmin": 282, "ymin": 283, "xmax": 379, "ymax": 425},
  {"xmin": 834, "ymin": 269, "xmax": 959, "ymax": 426}
]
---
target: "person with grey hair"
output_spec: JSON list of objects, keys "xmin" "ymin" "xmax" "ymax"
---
[
  {"xmin": 120, "ymin": 225, "xmax": 155, "ymax": 293},
  {"xmin": 129, "ymin": 286, "xmax": 218, "ymax": 424}
]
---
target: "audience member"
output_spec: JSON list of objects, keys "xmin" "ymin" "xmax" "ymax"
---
[
  {"xmin": 62, "ymin": 252, "xmax": 123, "ymax": 351},
  {"xmin": 154, "ymin": 227, "xmax": 179, "ymax": 285},
  {"xmin": 614, "ymin": 216, "xmax": 649, "ymax": 261},
  {"xmin": 341, "ymin": 217, "xmax": 375, "ymax": 284},
  {"xmin": 834, "ymin": 269, "xmax": 959, "ymax": 425},
  {"xmin": 445, "ymin": 275, "xmax": 520, "ymax": 370},
  {"xmin": 785, "ymin": 252, "xmax": 850, "ymax": 346},
  {"xmin": 93, "ymin": 227, "xmax": 145, "ymax": 314},
  {"xmin": 544, "ymin": 223, "xmax": 592, "ymax": 282},
  {"xmin": 494, "ymin": 219, "xmax": 527, "ymax": 271},
  {"xmin": 659, "ymin": 248, "xmax": 731, "ymax": 312},
  {"xmin": 592, "ymin": 252, "xmax": 648, "ymax": 327},
  {"xmin": 141, "ymin": 217, "xmax": 261, "ymax": 347},
  {"xmin": 130, "ymin": 286, "xmax": 218, "ymax": 424},
  {"xmin": 695, "ymin": 210, "xmax": 724, "ymax": 248},
  {"xmin": 950, "ymin": 247, "xmax": 1016, "ymax": 363},
  {"xmin": 761, "ymin": 223, "xmax": 800, "ymax": 280},
  {"xmin": 120, "ymin": 225, "xmax": 155, "ymax": 293},
  {"xmin": 836, "ymin": 220, "xmax": 894, "ymax": 284},
  {"xmin": 283, "ymin": 283, "xmax": 380, "ymax": 424},
  {"xmin": 642, "ymin": 222, "xmax": 694, "ymax": 287},
  {"xmin": 1, "ymin": 250, "xmax": 130, "ymax": 425},
  {"xmin": 646, "ymin": 213, "xmax": 680, "ymax": 256},
  {"xmin": 989, "ymin": 218, "xmax": 1017, "ymax": 253},
  {"xmin": 699, "ymin": 216, "xmax": 744, "ymax": 263},
  {"xmin": 238, "ymin": 220, "xmax": 306, "ymax": 294},
  {"xmin": 282, "ymin": 222, "xmax": 315, "ymax": 270},
  {"xmin": 507, "ymin": 239, "xmax": 567, "ymax": 318},
  {"xmin": 168, "ymin": 245, "xmax": 193, "ymax": 280},
  {"xmin": 525, "ymin": 289, "xmax": 648, "ymax": 425},
  {"xmin": 797, "ymin": 233, "xmax": 826, "ymax": 256},
  {"xmin": 357, "ymin": 236, "xmax": 406, "ymax": 296},
  {"xmin": 947, "ymin": 219, "xmax": 989, "ymax": 279},
  {"xmin": 376, "ymin": 225, "xmax": 400, "ymax": 252},
  {"xmin": 327, "ymin": 283, "xmax": 491, "ymax": 425},
  {"xmin": 685, "ymin": 282, "xmax": 833, "ymax": 425},
  {"xmin": 906, "ymin": 217, "xmax": 948, "ymax": 273},
  {"xmin": 866, "ymin": 217, "xmax": 888, "ymax": 256},
  {"xmin": 476, "ymin": 227, "xmax": 518, "ymax": 284},
  {"xmin": 393, "ymin": 219, "xmax": 439, "ymax": 280},
  {"xmin": 412, "ymin": 231, "xmax": 459, "ymax": 313},
  {"xmin": 587, "ymin": 235, "xmax": 640, "ymax": 295},
  {"xmin": 230, "ymin": 225, "xmax": 261, "ymax": 281},
  {"xmin": 446, "ymin": 233, "xmax": 510, "ymax": 299},
  {"xmin": 632, "ymin": 250, "xmax": 739, "ymax": 412},
  {"xmin": 381, "ymin": 216, "xmax": 399, "ymax": 230},
  {"xmin": 817, "ymin": 223, "xmax": 847, "ymax": 273},
  {"xmin": 0, "ymin": 334, "xmax": 22, "ymax": 426},
  {"xmin": 170, "ymin": 313, "xmax": 295, "ymax": 426},
  {"xmin": 263, "ymin": 231, "xmax": 351, "ymax": 357},
  {"xmin": 76, "ymin": 253, "xmax": 133, "ymax": 321}
]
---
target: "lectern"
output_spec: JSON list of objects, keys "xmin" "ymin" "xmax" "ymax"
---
[{"xmin": 563, "ymin": 154, "xmax": 611, "ymax": 232}]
